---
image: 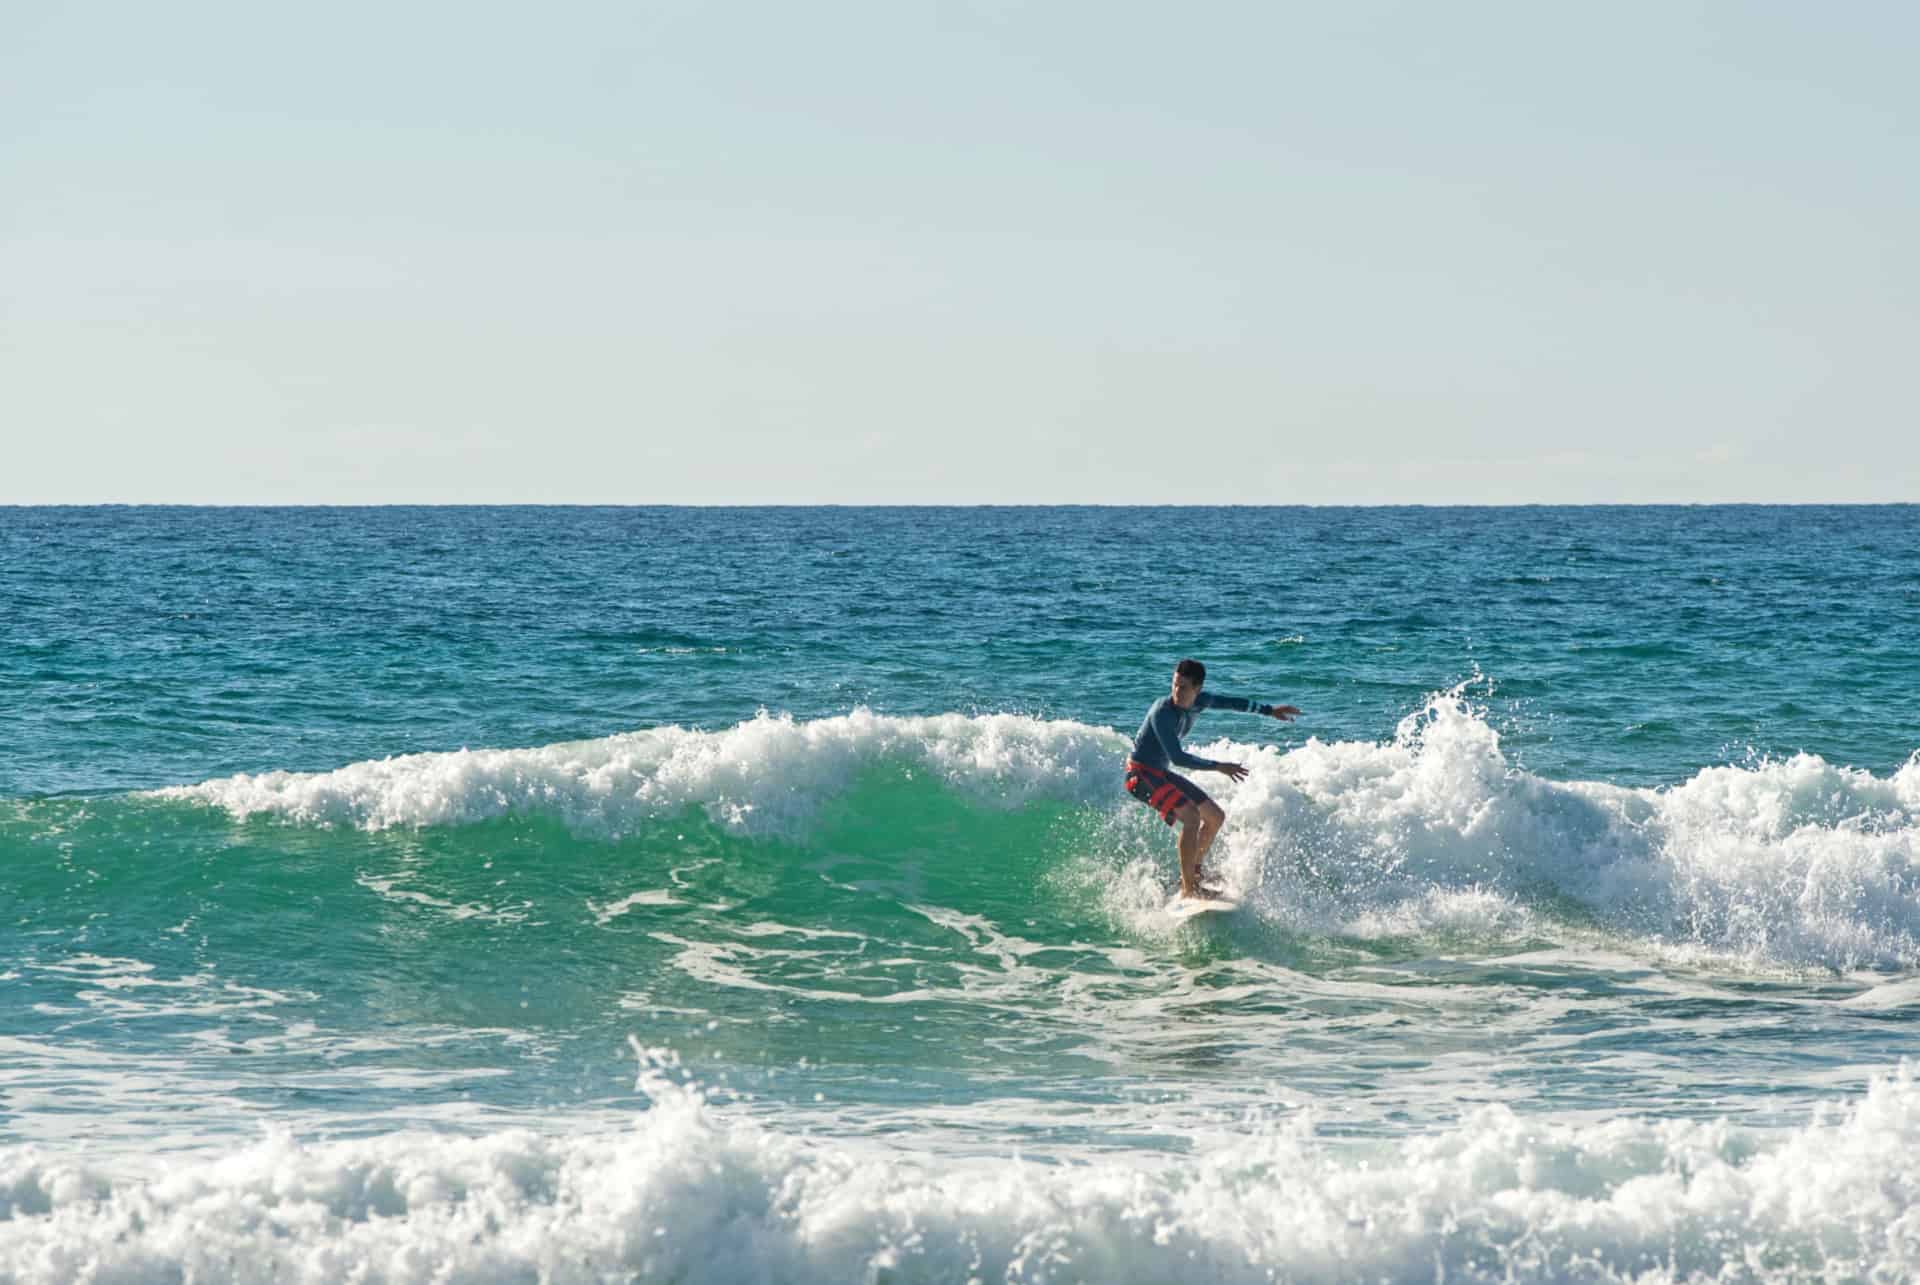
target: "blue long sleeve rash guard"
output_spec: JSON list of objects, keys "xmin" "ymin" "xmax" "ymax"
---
[{"xmin": 1128, "ymin": 691, "xmax": 1259, "ymax": 772}]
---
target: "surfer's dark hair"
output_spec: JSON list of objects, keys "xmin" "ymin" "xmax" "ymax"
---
[{"xmin": 1175, "ymin": 658, "xmax": 1206, "ymax": 686}]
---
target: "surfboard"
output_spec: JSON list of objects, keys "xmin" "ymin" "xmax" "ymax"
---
[{"xmin": 1165, "ymin": 895, "xmax": 1239, "ymax": 921}]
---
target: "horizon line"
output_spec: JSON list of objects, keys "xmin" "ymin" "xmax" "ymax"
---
[{"xmin": 3, "ymin": 500, "xmax": 1916, "ymax": 511}]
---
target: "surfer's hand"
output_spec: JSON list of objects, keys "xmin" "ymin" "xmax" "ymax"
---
[
  {"xmin": 1218, "ymin": 761, "xmax": 1249, "ymax": 782},
  {"xmin": 1267, "ymin": 704, "xmax": 1301, "ymax": 721}
]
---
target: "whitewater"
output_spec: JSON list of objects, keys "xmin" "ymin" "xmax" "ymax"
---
[{"xmin": 4, "ymin": 504, "xmax": 1918, "ymax": 1282}]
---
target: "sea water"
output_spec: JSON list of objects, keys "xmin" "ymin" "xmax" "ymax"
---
[{"xmin": 3, "ymin": 504, "xmax": 1917, "ymax": 1282}]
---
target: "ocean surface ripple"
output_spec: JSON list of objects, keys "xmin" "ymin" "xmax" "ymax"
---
[{"xmin": 4, "ymin": 505, "xmax": 1918, "ymax": 1282}]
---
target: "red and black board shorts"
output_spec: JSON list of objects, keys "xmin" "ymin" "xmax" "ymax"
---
[{"xmin": 1123, "ymin": 759, "xmax": 1210, "ymax": 826}]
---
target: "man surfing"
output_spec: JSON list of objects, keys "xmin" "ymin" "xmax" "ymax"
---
[{"xmin": 1124, "ymin": 659, "xmax": 1300, "ymax": 899}]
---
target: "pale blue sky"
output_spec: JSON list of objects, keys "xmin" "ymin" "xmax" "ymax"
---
[{"xmin": 4, "ymin": 1, "xmax": 1914, "ymax": 503}]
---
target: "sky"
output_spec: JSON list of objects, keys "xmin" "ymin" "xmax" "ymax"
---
[{"xmin": 3, "ymin": 0, "xmax": 1915, "ymax": 504}]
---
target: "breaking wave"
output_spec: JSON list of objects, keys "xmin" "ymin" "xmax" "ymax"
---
[{"xmin": 154, "ymin": 700, "xmax": 1920, "ymax": 970}]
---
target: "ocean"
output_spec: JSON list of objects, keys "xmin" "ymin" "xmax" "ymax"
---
[{"xmin": 3, "ymin": 504, "xmax": 1917, "ymax": 1282}]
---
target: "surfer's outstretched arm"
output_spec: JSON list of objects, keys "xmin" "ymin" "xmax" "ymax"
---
[{"xmin": 1195, "ymin": 691, "xmax": 1302, "ymax": 722}]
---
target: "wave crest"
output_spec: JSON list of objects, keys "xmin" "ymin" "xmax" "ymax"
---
[{"xmin": 157, "ymin": 710, "xmax": 1127, "ymax": 837}]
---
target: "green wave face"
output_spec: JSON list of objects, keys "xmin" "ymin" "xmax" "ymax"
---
[{"xmin": 6, "ymin": 775, "xmax": 1137, "ymax": 1081}]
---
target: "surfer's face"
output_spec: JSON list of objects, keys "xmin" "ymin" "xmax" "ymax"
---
[{"xmin": 1171, "ymin": 671, "xmax": 1200, "ymax": 708}]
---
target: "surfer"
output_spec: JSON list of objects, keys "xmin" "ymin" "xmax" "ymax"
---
[{"xmin": 1125, "ymin": 659, "xmax": 1299, "ymax": 899}]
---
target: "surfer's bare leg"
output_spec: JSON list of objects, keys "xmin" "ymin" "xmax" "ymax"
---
[
  {"xmin": 1172, "ymin": 803, "xmax": 1205, "ymax": 897},
  {"xmin": 1194, "ymin": 800, "xmax": 1226, "ymax": 863}
]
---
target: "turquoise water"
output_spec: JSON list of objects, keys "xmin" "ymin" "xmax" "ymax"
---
[{"xmin": 4, "ymin": 505, "xmax": 1919, "ymax": 1282}]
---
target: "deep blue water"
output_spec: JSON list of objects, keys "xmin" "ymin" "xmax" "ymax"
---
[{"xmin": 7, "ymin": 505, "xmax": 1915, "ymax": 797}]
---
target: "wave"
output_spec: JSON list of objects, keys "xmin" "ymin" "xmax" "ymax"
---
[
  {"xmin": 155, "ymin": 709, "xmax": 1128, "ymax": 836},
  {"xmin": 4, "ymin": 1050, "xmax": 1919, "ymax": 1284},
  {"xmin": 151, "ymin": 702, "xmax": 1920, "ymax": 970}
]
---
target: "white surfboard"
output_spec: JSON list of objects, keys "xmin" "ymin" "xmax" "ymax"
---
[{"xmin": 1165, "ymin": 895, "xmax": 1239, "ymax": 921}]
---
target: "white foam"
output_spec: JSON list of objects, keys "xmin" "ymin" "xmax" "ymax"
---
[
  {"xmin": 587, "ymin": 888, "xmax": 678, "ymax": 925},
  {"xmin": 5, "ymin": 1055, "xmax": 1919, "ymax": 1283},
  {"xmin": 156, "ymin": 710, "xmax": 1127, "ymax": 838},
  {"xmin": 1187, "ymin": 694, "xmax": 1920, "ymax": 969}
]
